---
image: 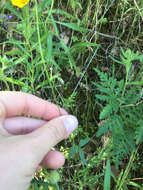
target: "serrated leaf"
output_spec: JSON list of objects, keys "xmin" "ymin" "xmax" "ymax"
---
[
  {"xmin": 93, "ymin": 83, "xmax": 111, "ymax": 94},
  {"xmin": 115, "ymin": 80, "xmax": 124, "ymax": 96},
  {"xmin": 96, "ymin": 120, "xmax": 109, "ymax": 137},
  {"xmin": 110, "ymin": 115, "xmax": 123, "ymax": 134},
  {"xmin": 96, "ymin": 94, "xmax": 110, "ymax": 101},
  {"xmin": 93, "ymin": 68, "xmax": 108, "ymax": 81},
  {"xmin": 100, "ymin": 104, "xmax": 112, "ymax": 120},
  {"xmin": 136, "ymin": 120, "xmax": 143, "ymax": 144}
]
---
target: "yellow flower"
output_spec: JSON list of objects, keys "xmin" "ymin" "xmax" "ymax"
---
[{"xmin": 11, "ymin": 0, "xmax": 29, "ymax": 8}]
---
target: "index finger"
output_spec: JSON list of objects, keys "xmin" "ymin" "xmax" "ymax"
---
[{"xmin": 0, "ymin": 91, "xmax": 67, "ymax": 120}]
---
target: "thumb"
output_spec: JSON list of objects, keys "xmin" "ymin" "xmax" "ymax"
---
[{"xmin": 26, "ymin": 115, "xmax": 78, "ymax": 162}]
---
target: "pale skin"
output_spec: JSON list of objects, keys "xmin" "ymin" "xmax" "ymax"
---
[{"xmin": 0, "ymin": 91, "xmax": 78, "ymax": 190}]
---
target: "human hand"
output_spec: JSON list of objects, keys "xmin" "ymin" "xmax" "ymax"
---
[{"xmin": 0, "ymin": 91, "xmax": 78, "ymax": 190}]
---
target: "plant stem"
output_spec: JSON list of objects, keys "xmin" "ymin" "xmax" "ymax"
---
[
  {"xmin": 34, "ymin": 0, "xmax": 57, "ymax": 102},
  {"xmin": 122, "ymin": 71, "xmax": 128, "ymax": 97}
]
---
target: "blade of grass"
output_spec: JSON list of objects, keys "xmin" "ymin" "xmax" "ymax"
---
[{"xmin": 104, "ymin": 160, "xmax": 111, "ymax": 190}]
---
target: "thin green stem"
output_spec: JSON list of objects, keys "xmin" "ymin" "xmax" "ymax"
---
[
  {"xmin": 117, "ymin": 150, "xmax": 137, "ymax": 190},
  {"xmin": 122, "ymin": 72, "xmax": 128, "ymax": 97},
  {"xmin": 34, "ymin": 0, "xmax": 45, "ymax": 63},
  {"xmin": 55, "ymin": 183, "xmax": 60, "ymax": 190},
  {"xmin": 22, "ymin": 5, "xmax": 35, "ymax": 91},
  {"xmin": 34, "ymin": 0, "xmax": 57, "ymax": 102}
]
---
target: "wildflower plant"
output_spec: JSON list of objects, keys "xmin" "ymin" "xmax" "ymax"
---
[{"xmin": 93, "ymin": 48, "xmax": 143, "ymax": 167}]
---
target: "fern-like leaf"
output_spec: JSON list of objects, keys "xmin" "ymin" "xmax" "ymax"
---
[
  {"xmin": 100, "ymin": 104, "xmax": 112, "ymax": 120},
  {"xmin": 135, "ymin": 120, "xmax": 143, "ymax": 144}
]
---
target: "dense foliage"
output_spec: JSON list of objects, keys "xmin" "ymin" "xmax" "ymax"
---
[{"xmin": 1, "ymin": 0, "xmax": 143, "ymax": 189}]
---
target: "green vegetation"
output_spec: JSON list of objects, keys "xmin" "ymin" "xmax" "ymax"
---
[{"xmin": 1, "ymin": 0, "xmax": 143, "ymax": 189}]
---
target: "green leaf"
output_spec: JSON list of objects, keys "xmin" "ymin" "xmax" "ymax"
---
[
  {"xmin": 109, "ymin": 115, "xmax": 124, "ymax": 134},
  {"xmin": 100, "ymin": 104, "xmax": 112, "ymax": 120},
  {"xmin": 51, "ymin": 20, "xmax": 87, "ymax": 32},
  {"xmin": 5, "ymin": 49, "xmax": 22, "ymax": 56},
  {"xmin": 52, "ymin": 9, "xmax": 76, "ymax": 20},
  {"xmin": 79, "ymin": 138, "xmax": 90, "ymax": 147},
  {"xmin": 21, "ymin": 81, "xmax": 29, "ymax": 93},
  {"xmin": 136, "ymin": 120, "xmax": 143, "ymax": 144},
  {"xmin": 69, "ymin": 145, "xmax": 78, "ymax": 157},
  {"xmin": 115, "ymin": 80, "xmax": 124, "ymax": 96},
  {"xmin": 70, "ymin": 42, "xmax": 99, "ymax": 52},
  {"xmin": 8, "ymin": 39, "xmax": 30, "ymax": 56},
  {"xmin": 127, "ymin": 181, "xmax": 143, "ymax": 189},
  {"xmin": 128, "ymin": 80, "xmax": 143, "ymax": 86},
  {"xmin": 93, "ymin": 68, "xmax": 108, "ymax": 82},
  {"xmin": 46, "ymin": 31, "xmax": 53, "ymax": 61},
  {"xmin": 104, "ymin": 160, "xmax": 111, "ymax": 190},
  {"xmin": 93, "ymin": 82, "xmax": 111, "ymax": 94},
  {"xmin": 79, "ymin": 148, "xmax": 87, "ymax": 165},
  {"xmin": 33, "ymin": 182, "xmax": 39, "ymax": 190},
  {"xmin": 96, "ymin": 94, "xmax": 110, "ymax": 102},
  {"xmin": 47, "ymin": 170, "xmax": 60, "ymax": 184},
  {"xmin": 96, "ymin": 121, "xmax": 109, "ymax": 137},
  {"xmin": 5, "ymin": 77, "xmax": 24, "ymax": 86},
  {"xmin": 59, "ymin": 40, "xmax": 79, "ymax": 72},
  {"xmin": 110, "ymin": 56, "xmax": 122, "ymax": 64}
]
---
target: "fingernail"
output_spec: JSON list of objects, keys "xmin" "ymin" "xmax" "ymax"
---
[{"xmin": 64, "ymin": 116, "xmax": 78, "ymax": 135}]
